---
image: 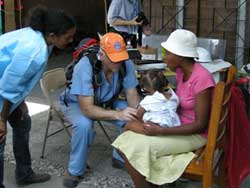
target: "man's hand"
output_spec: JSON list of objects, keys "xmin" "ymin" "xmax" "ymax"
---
[
  {"xmin": 117, "ymin": 107, "xmax": 138, "ymax": 121},
  {"xmin": 0, "ymin": 119, "xmax": 7, "ymax": 143},
  {"xmin": 130, "ymin": 16, "xmax": 143, "ymax": 26},
  {"xmin": 143, "ymin": 122, "xmax": 162, "ymax": 136}
]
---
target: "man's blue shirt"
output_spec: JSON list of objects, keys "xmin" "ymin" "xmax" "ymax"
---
[{"xmin": 62, "ymin": 56, "xmax": 138, "ymax": 104}]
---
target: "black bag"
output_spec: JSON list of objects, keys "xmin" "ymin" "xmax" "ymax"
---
[{"xmin": 65, "ymin": 38, "xmax": 100, "ymax": 88}]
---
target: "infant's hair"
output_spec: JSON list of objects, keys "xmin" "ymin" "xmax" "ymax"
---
[{"xmin": 140, "ymin": 69, "xmax": 168, "ymax": 92}]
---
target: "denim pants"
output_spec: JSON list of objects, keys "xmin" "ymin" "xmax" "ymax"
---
[
  {"xmin": 0, "ymin": 140, "xmax": 5, "ymax": 188},
  {"xmin": 0, "ymin": 104, "xmax": 33, "ymax": 188},
  {"xmin": 60, "ymin": 99, "xmax": 127, "ymax": 176}
]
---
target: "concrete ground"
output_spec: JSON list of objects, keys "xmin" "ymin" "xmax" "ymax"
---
[{"xmin": 3, "ymin": 51, "xmax": 250, "ymax": 188}]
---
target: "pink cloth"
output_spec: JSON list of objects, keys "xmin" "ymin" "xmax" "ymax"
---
[{"xmin": 176, "ymin": 63, "xmax": 215, "ymax": 136}]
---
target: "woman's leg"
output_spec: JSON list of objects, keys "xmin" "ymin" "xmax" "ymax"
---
[
  {"xmin": 120, "ymin": 152, "xmax": 151, "ymax": 188},
  {"xmin": 112, "ymin": 132, "xmax": 207, "ymax": 187},
  {"xmin": 8, "ymin": 104, "xmax": 33, "ymax": 182},
  {"xmin": 0, "ymin": 139, "xmax": 5, "ymax": 188}
]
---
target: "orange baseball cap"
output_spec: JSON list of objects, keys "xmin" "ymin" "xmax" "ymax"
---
[{"xmin": 100, "ymin": 32, "xmax": 129, "ymax": 63}]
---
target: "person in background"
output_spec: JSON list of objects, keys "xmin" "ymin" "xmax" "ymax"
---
[
  {"xmin": 60, "ymin": 32, "xmax": 140, "ymax": 188},
  {"xmin": 107, "ymin": 0, "xmax": 151, "ymax": 48},
  {"xmin": 112, "ymin": 29, "xmax": 215, "ymax": 188},
  {"xmin": 126, "ymin": 70, "xmax": 180, "ymax": 134},
  {"xmin": 0, "ymin": 5, "xmax": 76, "ymax": 188}
]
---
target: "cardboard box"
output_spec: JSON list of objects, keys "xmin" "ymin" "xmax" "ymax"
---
[{"xmin": 138, "ymin": 46, "xmax": 158, "ymax": 60}]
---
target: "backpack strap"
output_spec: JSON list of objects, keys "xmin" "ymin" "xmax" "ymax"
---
[
  {"xmin": 65, "ymin": 51, "xmax": 127, "ymax": 107},
  {"xmin": 85, "ymin": 52, "xmax": 102, "ymax": 105},
  {"xmin": 86, "ymin": 52, "xmax": 102, "ymax": 88},
  {"xmin": 117, "ymin": 62, "xmax": 126, "ymax": 95}
]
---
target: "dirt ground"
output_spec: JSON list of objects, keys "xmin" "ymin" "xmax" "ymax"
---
[{"xmin": 3, "ymin": 51, "xmax": 250, "ymax": 188}]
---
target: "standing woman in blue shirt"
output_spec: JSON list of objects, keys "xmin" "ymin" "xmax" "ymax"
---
[{"xmin": 0, "ymin": 5, "xmax": 76, "ymax": 188}]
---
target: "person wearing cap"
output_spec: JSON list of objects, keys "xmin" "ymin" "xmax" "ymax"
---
[
  {"xmin": 60, "ymin": 32, "xmax": 140, "ymax": 188},
  {"xmin": 112, "ymin": 29, "xmax": 215, "ymax": 188},
  {"xmin": 0, "ymin": 5, "xmax": 76, "ymax": 188},
  {"xmin": 107, "ymin": 0, "xmax": 151, "ymax": 48}
]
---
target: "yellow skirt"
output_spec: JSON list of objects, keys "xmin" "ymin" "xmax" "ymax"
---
[{"xmin": 112, "ymin": 131, "xmax": 206, "ymax": 185}]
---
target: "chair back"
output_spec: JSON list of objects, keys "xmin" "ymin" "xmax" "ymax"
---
[
  {"xmin": 204, "ymin": 66, "xmax": 235, "ymax": 171},
  {"xmin": 40, "ymin": 68, "xmax": 66, "ymax": 105},
  {"xmin": 183, "ymin": 66, "xmax": 236, "ymax": 188},
  {"xmin": 226, "ymin": 65, "xmax": 237, "ymax": 84},
  {"xmin": 204, "ymin": 81, "xmax": 230, "ymax": 161}
]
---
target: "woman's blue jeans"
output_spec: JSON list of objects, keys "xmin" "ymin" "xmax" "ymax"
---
[
  {"xmin": 0, "ymin": 140, "xmax": 5, "ymax": 188},
  {"xmin": 0, "ymin": 106, "xmax": 33, "ymax": 188}
]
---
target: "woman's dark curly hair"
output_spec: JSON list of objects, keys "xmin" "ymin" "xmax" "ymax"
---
[
  {"xmin": 26, "ymin": 5, "xmax": 76, "ymax": 36},
  {"xmin": 140, "ymin": 69, "xmax": 168, "ymax": 93}
]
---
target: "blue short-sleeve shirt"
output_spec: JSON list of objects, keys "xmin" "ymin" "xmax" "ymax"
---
[
  {"xmin": 64, "ymin": 56, "xmax": 138, "ymax": 104},
  {"xmin": 0, "ymin": 27, "xmax": 48, "ymax": 113}
]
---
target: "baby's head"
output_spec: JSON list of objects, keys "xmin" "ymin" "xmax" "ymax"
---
[{"xmin": 140, "ymin": 70, "xmax": 168, "ymax": 94}]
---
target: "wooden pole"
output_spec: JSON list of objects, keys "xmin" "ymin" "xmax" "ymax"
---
[
  {"xmin": 18, "ymin": 0, "xmax": 23, "ymax": 28},
  {"xmin": 4, "ymin": 0, "xmax": 16, "ymax": 32},
  {"xmin": 104, "ymin": 0, "xmax": 108, "ymax": 33}
]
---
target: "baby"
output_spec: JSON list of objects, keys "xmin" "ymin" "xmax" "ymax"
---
[{"xmin": 137, "ymin": 70, "xmax": 180, "ymax": 127}]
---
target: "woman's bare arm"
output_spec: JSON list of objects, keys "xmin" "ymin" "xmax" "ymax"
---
[{"xmin": 143, "ymin": 88, "xmax": 212, "ymax": 136}]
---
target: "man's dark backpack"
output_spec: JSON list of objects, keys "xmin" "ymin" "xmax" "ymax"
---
[{"xmin": 64, "ymin": 38, "xmax": 126, "ymax": 106}]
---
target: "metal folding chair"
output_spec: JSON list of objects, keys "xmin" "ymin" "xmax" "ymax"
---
[
  {"xmin": 40, "ymin": 68, "xmax": 72, "ymax": 158},
  {"xmin": 40, "ymin": 68, "xmax": 112, "ymax": 158}
]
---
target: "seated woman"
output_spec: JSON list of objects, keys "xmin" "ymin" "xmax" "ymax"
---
[{"xmin": 112, "ymin": 29, "xmax": 215, "ymax": 188}]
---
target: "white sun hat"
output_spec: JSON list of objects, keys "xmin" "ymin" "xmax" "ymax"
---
[
  {"xmin": 194, "ymin": 47, "xmax": 212, "ymax": 63},
  {"xmin": 161, "ymin": 29, "xmax": 199, "ymax": 58}
]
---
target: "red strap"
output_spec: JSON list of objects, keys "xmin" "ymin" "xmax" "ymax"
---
[
  {"xmin": 73, "ymin": 39, "xmax": 99, "ymax": 62},
  {"xmin": 235, "ymin": 76, "xmax": 250, "ymax": 85}
]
